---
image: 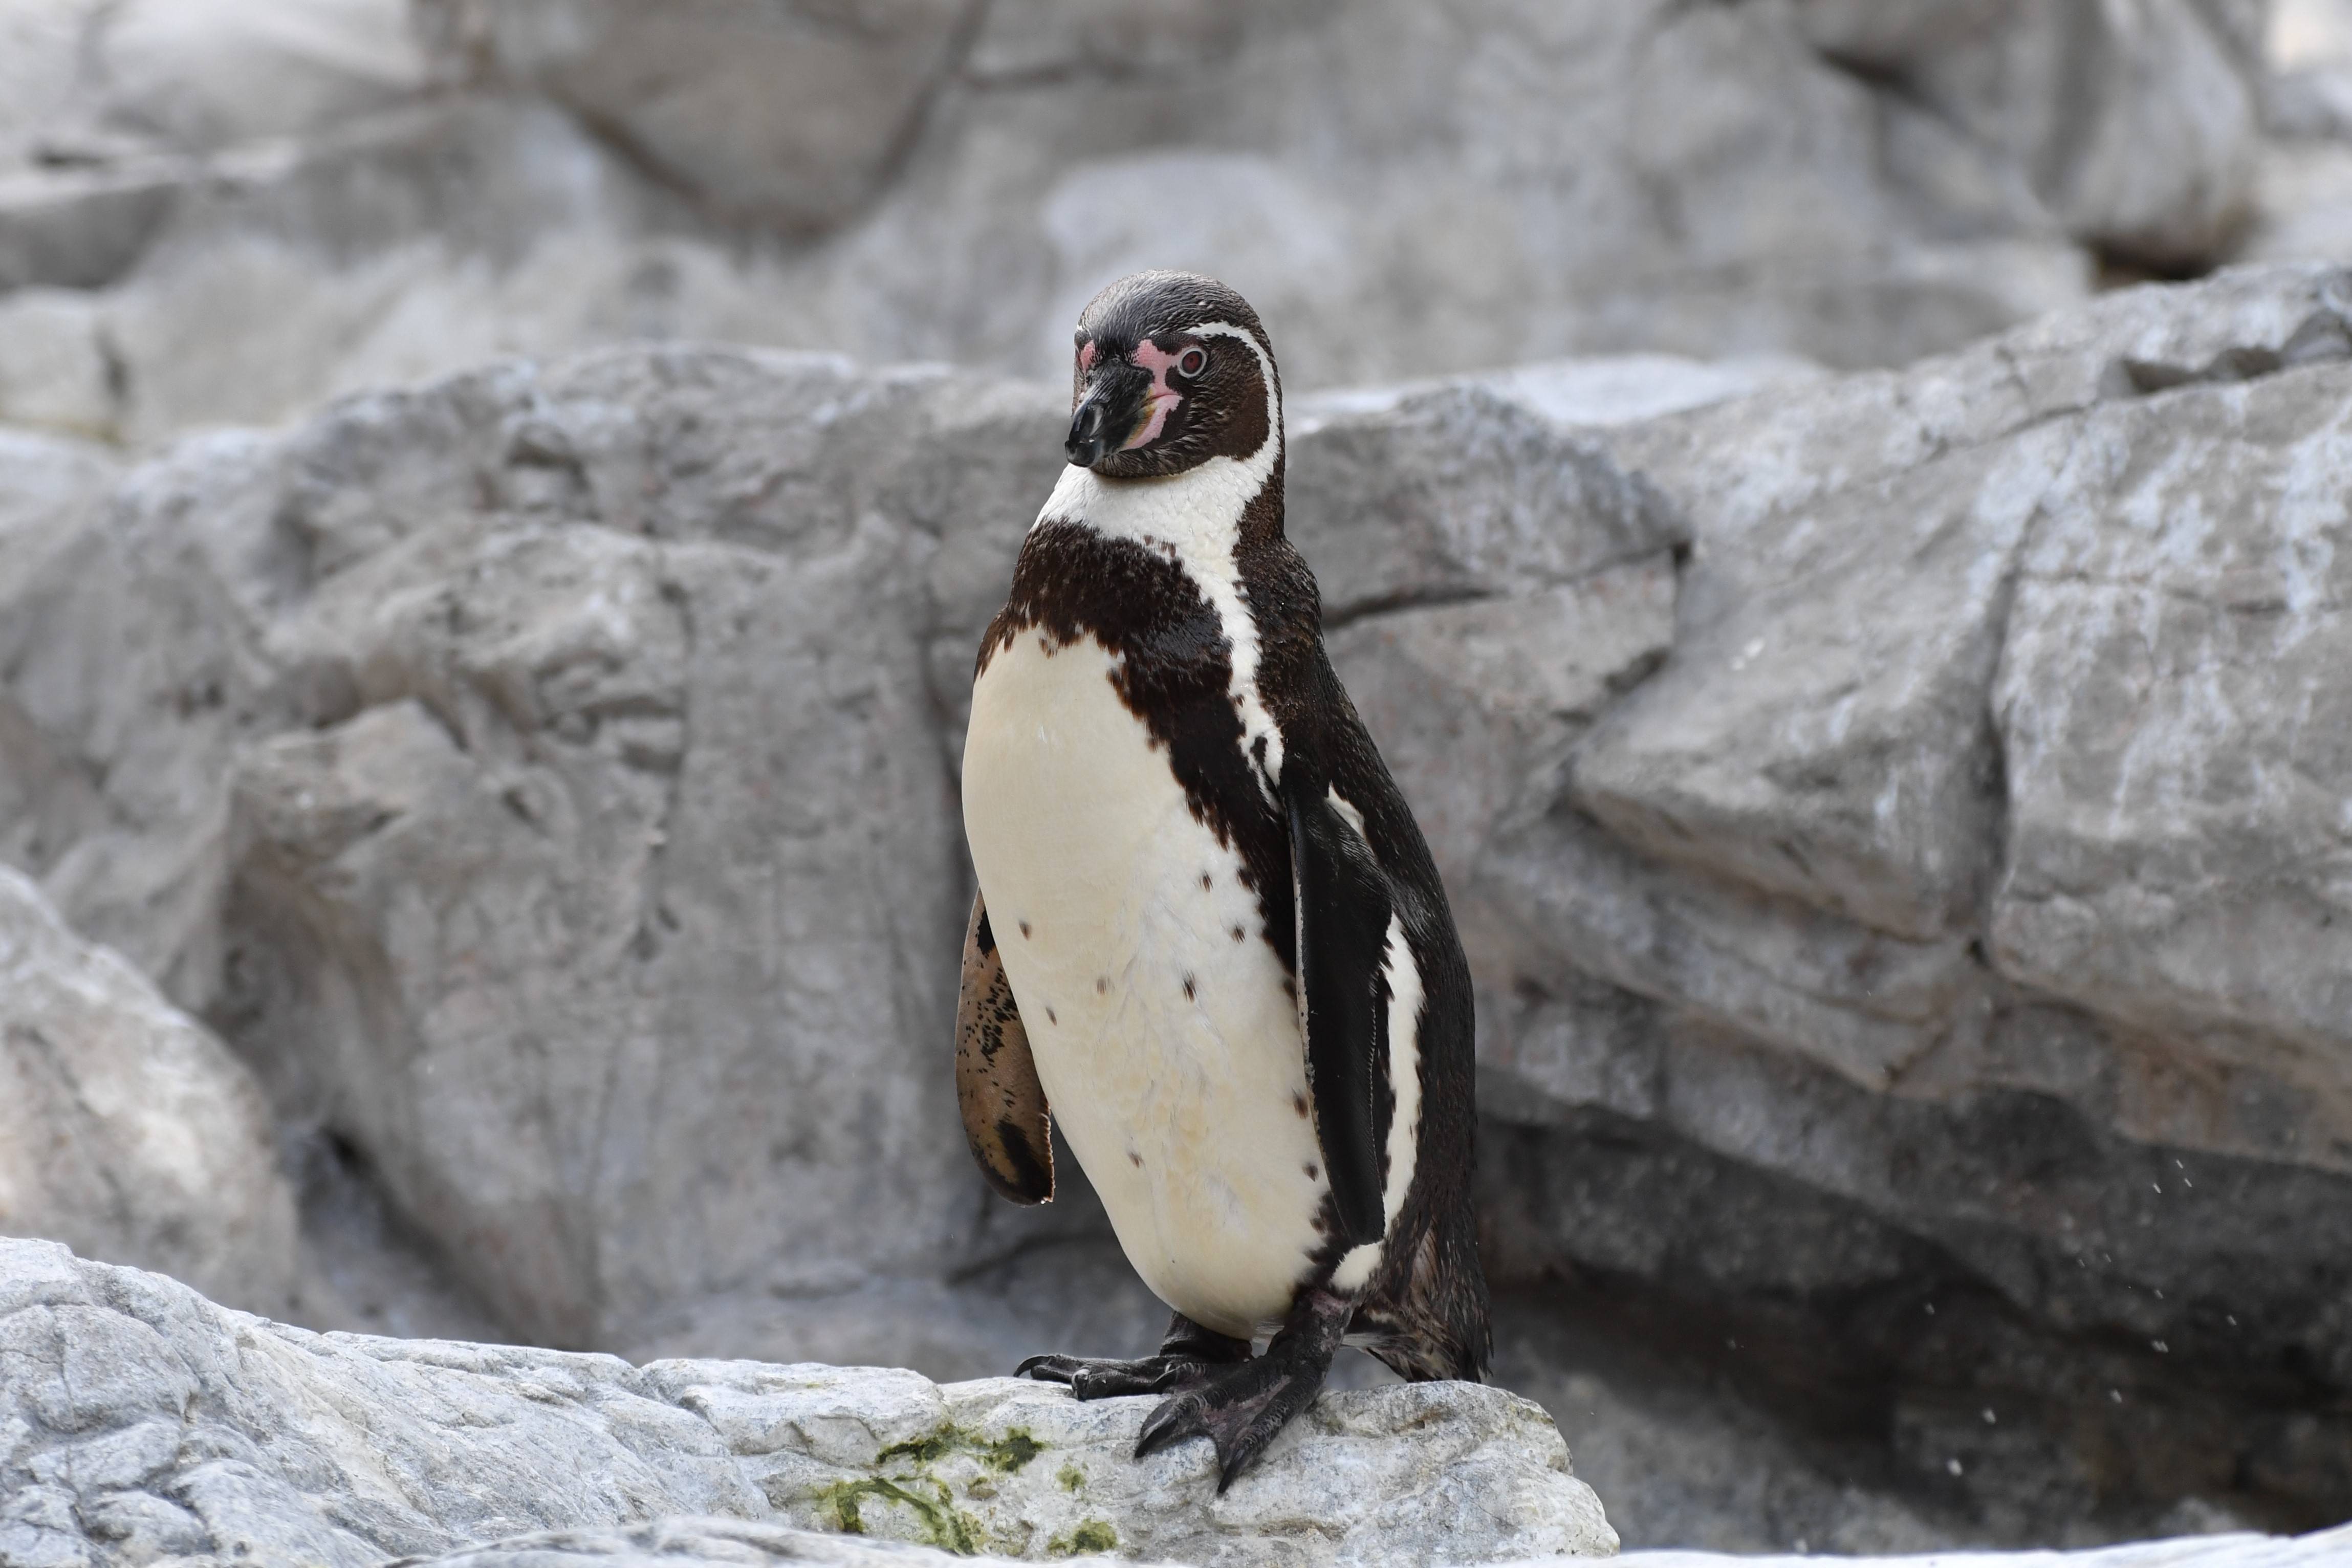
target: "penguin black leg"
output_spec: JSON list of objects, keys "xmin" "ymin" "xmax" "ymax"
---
[
  {"xmin": 1134, "ymin": 1286, "xmax": 1350, "ymax": 1492},
  {"xmin": 1016, "ymin": 1312, "xmax": 1251, "ymax": 1400}
]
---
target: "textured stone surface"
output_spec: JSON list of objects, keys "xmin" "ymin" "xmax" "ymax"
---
[
  {"xmin": 1560, "ymin": 262, "xmax": 2352, "ymax": 1148},
  {"xmin": 0, "ymin": 871, "xmax": 298, "ymax": 1316},
  {"xmin": 1441, "ymin": 264, "xmax": 2352, "ymax": 1543},
  {"xmin": 0, "ymin": 1237, "xmax": 1615, "ymax": 1567},
  {"xmin": 1989, "ymin": 355, "xmax": 2352, "ymax": 1127},
  {"xmin": 396, "ymin": 1517, "xmax": 2352, "ymax": 1568},
  {"xmin": 94, "ymin": 0, "xmax": 430, "ymax": 154},
  {"xmin": 417, "ymin": 0, "xmax": 970, "ymax": 232},
  {"xmin": 0, "ymin": 427, "xmax": 120, "ymax": 875},
  {"xmin": 1796, "ymin": 0, "xmax": 2267, "ymax": 269},
  {"xmin": 0, "ymin": 0, "xmax": 2296, "ymax": 446},
  {"xmin": 1619, "ymin": 1521, "xmax": 2352, "ymax": 1568}
]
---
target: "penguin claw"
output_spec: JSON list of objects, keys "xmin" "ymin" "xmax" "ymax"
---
[
  {"xmin": 1132, "ymin": 1390, "xmax": 1207, "ymax": 1458},
  {"xmin": 1130, "ymin": 1343, "xmax": 1330, "ymax": 1491}
]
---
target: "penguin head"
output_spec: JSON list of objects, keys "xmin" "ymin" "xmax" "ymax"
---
[{"xmin": 1065, "ymin": 270, "xmax": 1280, "ymax": 480}]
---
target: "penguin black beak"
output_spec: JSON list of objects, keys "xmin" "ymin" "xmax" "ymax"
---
[
  {"xmin": 1066, "ymin": 401, "xmax": 1109, "ymax": 468},
  {"xmin": 1066, "ymin": 359, "xmax": 1151, "ymax": 468}
]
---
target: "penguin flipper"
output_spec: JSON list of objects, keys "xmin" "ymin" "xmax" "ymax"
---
[
  {"xmin": 956, "ymin": 892, "xmax": 1055, "ymax": 1204},
  {"xmin": 1284, "ymin": 774, "xmax": 1391, "ymax": 1250}
]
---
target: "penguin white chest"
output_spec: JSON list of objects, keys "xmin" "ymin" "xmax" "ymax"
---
[{"xmin": 962, "ymin": 629, "xmax": 1330, "ymax": 1338}]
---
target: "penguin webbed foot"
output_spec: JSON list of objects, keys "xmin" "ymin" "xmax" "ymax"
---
[
  {"xmin": 1133, "ymin": 1287, "xmax": 1350, "ymax": 1493},
  {"xmin": 1016, "ymin": 1312, "xmax": 1249, "ymax": 1401},
  {"xmin": 1014, "ymin": 1351, "xmax": 1222, "ymax": 1399}
]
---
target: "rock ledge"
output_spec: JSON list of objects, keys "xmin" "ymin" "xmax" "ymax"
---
[{"xmin": 0, "ymin": 1238, "xmax": 1614, "ymax": 1567}]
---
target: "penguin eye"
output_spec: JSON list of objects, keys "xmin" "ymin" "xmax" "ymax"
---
[{"xmin": 1176, "ymin": 345, "xmax": 1209, "ymax": 379}]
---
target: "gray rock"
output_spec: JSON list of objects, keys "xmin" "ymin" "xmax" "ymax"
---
[
  {"xmin": 0, "ymin": 428, "xmax": 120, "ymax": 875},
  {"xmin": 2237, "ymin": 140, "xmax": 2352, "ymax": 269},
  {"xmin": 1617, "ymin": 1520, "xmax": 2352, "ymax": 1568},
  {"xmin": 1988, "ymin": 352, "xmax": 2352, "ymax": 1142},
  {"xmin": 93, "ymin": 0, "xmax": 431, "ymax": 155},
  {"xmin": 0, "ymin": 0, "xmax": 2290, "ymax": 447},
  {"xmin": 342, "ymin": 1515, "xmax": 2352, "ymax": 1568},
  {"xmin": 1449, "ymin": 266, "xmax": 2352, "ymax": 1540},
  {"xmin": 1797, "ymin": 0, "xmax": 2265, "ymax": 270},
  {"xmin": 400, "ymin": 1518, "xmax": 1069, "ymax": 1568},
  {"xmin": 0, "ymin": 1, "xmax": 107, "ymax": 179},
  {"xmin": 1287, "ymin": 384, "xmax": 1687, "ymax": 624},
  {"xmin": 0, "ymin": 1236, "xmax": 1616, "ymax": 1567},
  {"xmin": 199, "ymin": 350, "xmax": 1051, "ymax": 1349},
  {"xmin": 0, "ymin": 289, "xmax": 115, "ymax": 437},
  {"xmin": 417, "ymin": 0, "xmax": 970, "ymax": 233},
  {"xmin": 0, "ymin": 869, "xmax": 299, "ymax": 1316},
  {"xmin": 1550, "ymin": 263, "xmax": 2352, "ymax": 1129}
]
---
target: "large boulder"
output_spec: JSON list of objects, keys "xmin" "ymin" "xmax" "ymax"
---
[
  {"xmin": 416, "ymin": 0, "xmax": 972, "ymax": 233},
  {"xmin": 1447, "ymin": 263, "xmax": 2352, "ymax": 1540},
  {"xmin": 0, "ymin": 1237, "xmax": 1616, "ymax": 1567},
  {"xmin": 0, "ymin": 872, "xmax": 299, "ymax": 1316},
  {"xmin": 92, "ymin": 0, "xmax": 431, "ymax": 154},
  {"xmin": 1796, "ymin": 0, "xmax": 2267, "ymax": 270},
  {"xmin": 5, "ymin": 347, "xmax": 1078, "ymax": 1353},
  {"xmin": 1567, "ymin": 261, "xmax": 2352, "ymax": 1156},
  {"xmin": 0, "ymin": 428, "xmax": 120, "ymax": 863}
]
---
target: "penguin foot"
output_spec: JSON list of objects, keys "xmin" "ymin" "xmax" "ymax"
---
[
  {"xmin": 1016, "ymin": 1311, "xmax": 1250, "ymax": 1400},
  {"xmin": 1016, "ymin": 1351, "xmax": 1225, "ymax": 1399},
  {"xmin": 1132, "ymin": 1287, "xmax": 1351, "ymax": 1492}
]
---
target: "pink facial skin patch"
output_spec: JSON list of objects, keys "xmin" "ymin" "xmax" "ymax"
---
[
  {"xmin": 1120, "ymin": 340, "xmax": 1185, "ymax": 450},
  {"xmin": 1077, "ymin": 339, "xmax": 1097, "ymax": 373}
]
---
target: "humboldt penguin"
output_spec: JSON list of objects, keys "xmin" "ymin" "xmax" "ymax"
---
[{"xmin": 955, "ymin": 269, "xmax": 1488, "ymax": 1489}]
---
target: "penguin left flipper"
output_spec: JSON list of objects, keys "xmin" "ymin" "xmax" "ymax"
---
[
  {"xmin": 955, "ymin": 893, "xmax": 1055, "ymax": 1204},
  {"xmin": 1284, "ymin": 771, "xmax": 1392, "ymax": 1251}
]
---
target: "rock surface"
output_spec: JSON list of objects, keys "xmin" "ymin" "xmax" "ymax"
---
[
  {"xmin": 1619, "ymin": 1522, "xmax": 2352, "ymax": 1568},
  {"xmin": 0, "ymin": 1237, "xmax": 1616, "ymax": 1567},
  {"xmin": 0, "ymin": 871, "xmax": 299, "ymax": 1318},
  {"xmin": 417, "ymin": 0, "xmax": 970, "ymax": 233},
  {"xmin": 0, "ymin": 0, "xmax": 2304, "ymax": 446},
  {"xmin": 390, "ymin": 1516, "xmax": 2352, "ymax": 1568}
]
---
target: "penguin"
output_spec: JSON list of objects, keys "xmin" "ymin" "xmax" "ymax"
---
[{"xmin": 955, "ymin": 270, "xmax": 1488, "ymax": 1490}]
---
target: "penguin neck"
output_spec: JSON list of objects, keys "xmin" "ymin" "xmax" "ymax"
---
[{"xmin": 1035, "ymin": 431, "xmax": 1284, "ymax": 567}]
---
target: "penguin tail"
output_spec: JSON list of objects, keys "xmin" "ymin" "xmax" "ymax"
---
[{"xmin": 1355, "ymin": 1209, "xmax": 1492, "ymax": 1383}]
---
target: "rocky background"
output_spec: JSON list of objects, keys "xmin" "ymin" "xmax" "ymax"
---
[{"xmin": 4, "ymin": 0, "xmax": 2352, "ymax": 1559}]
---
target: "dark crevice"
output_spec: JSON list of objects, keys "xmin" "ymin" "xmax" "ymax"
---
[
  {"xmin": 1319, "ymin": 542, "xmax": 1684, "ymax": 635},
  {"xmin": 1320, "ymin": 584, "xmax": 1492, "ymax": 633},
  {"xmin": 292, "ymin": 1125, "xmax": 512, "ymax": 1344},
  {"xmin": 2095, "ymin": 247, "xmax": 2229, "ymax": 291},
  {"xmin": 872, "ymin": 0, "xmax": 995, "ymax": 190},
  {"xmin": 2106, "ymin": 306, "xmax": 2352, "ymax": 397},
  {"xmin": 1480, "ymin": 1106, "xmax": 2352, "ymax": 1543}
]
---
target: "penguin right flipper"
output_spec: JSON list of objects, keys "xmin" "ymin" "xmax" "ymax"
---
[
  {"xmin": 1284, "ymin": 772, "xmax": 1392, "ymax": 1251},
  {"xmin": 956, "ymin": 893, "xmax": 1055, "ymax": 1204}
]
